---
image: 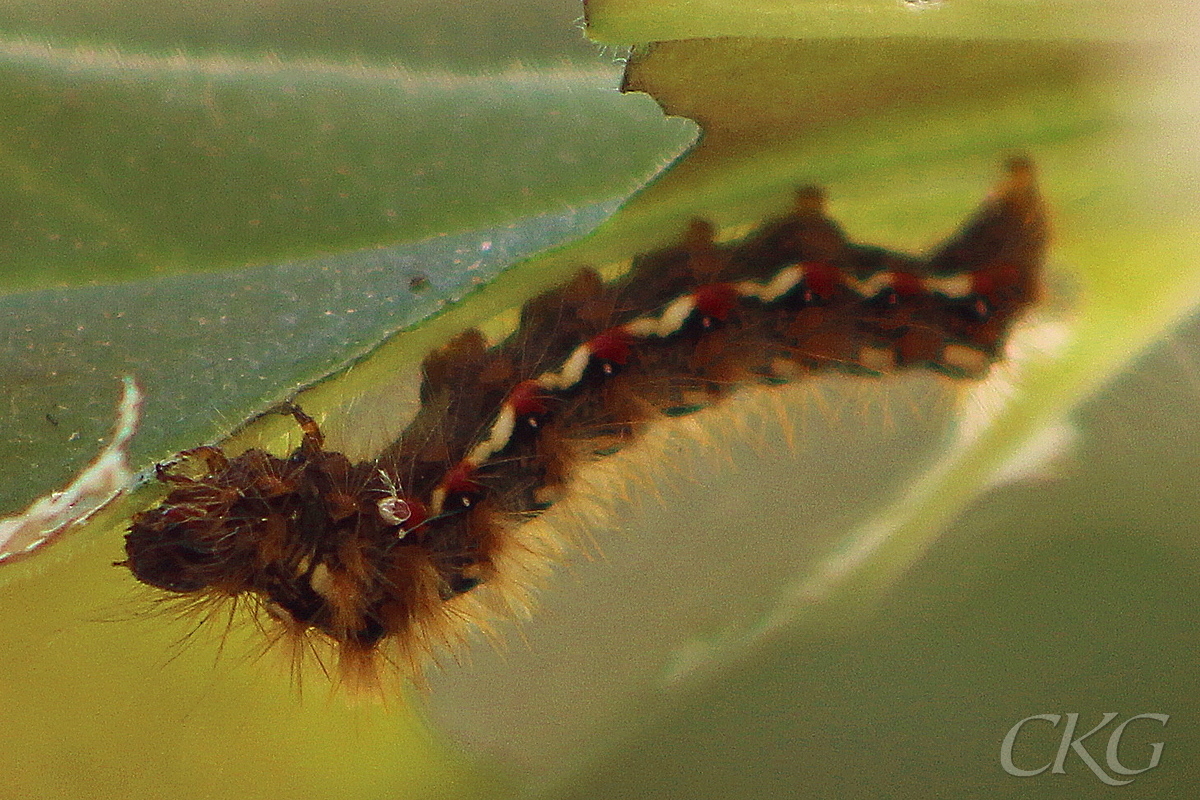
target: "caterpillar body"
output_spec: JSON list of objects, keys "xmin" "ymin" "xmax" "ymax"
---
[{"xmin": 122, "ymin": 158, "xmax": 1047, "ymax": 689}]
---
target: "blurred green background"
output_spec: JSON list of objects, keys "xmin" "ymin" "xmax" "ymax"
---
[{"xmin": 2, "ymin": 1, "xmax": 1199, "ymax": 799}]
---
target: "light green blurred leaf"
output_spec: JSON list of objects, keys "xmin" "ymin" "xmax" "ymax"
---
[
  {"xmin": 586, "ymin": 0, "xmax": 1189, "ymax": 43},
  {"xmin": 4, "ymin": 1, "xmax": 1200, "ymax": 799}
]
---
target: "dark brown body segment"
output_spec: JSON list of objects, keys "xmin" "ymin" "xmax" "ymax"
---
[{"xmin": 123, "ymin": 159, "xmax": 1047, "ymax": 685}]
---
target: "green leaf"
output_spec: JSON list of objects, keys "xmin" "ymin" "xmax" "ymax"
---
[
  {"xmin": 5, "ymin": 1, "xmax": 1200, "ymax": 798},
  {"xmin": 0, "ymin": 0, "xmax": 603, "ymax": 66},
  {"xmin": 0, "ymin": 49, "xmax": 696, "ymax": 514},
  {"xmin": 0, "ymin": 48, "xmax": 687, "ymax": 290},
  {"xmin": 586, "ymin": 0, "xmax": 1186, "ymax": 43}
]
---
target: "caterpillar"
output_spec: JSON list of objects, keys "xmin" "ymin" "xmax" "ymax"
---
[{"xmin": 121, "ymin": 158, "xmax": 1047, "ymax": 690}]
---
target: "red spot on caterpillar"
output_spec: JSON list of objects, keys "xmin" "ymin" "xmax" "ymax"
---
[
  {"xmin": 802, "ymin": 261, "xmax": 840, "ymax": 300},
  {"xmin": 508, "ymin": 379, "xmax": 549, "ymax": 419},
  {"xmin": 442, "ymin": 461, "xmax": 480, "ymax": 499},
  {"xmin": 970, "ymin": 268, "xmax": 999, "ymax": 299},
  {"xmin": 890, "ymin": 272, "xmax": 924, "ymax": 298},
  {"xmin": 588, "ymin": 328, "xmax": 635, "ymax": 366},
  {"xmin": 406, "ymin": 498, "xmax": 429, "ymax": 529},
  {"xmin": 692, "ymin": 283, "xmax": 739, "ymax": 322},
  {"xmin": 970, "ymin": 265, "xmax": 1026, "ymax": 301}
]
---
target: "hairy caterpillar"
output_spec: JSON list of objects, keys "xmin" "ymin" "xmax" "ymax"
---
[{"xmin": 121, "ymin": 158, "xmax": 1047, "ymax": 690}]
